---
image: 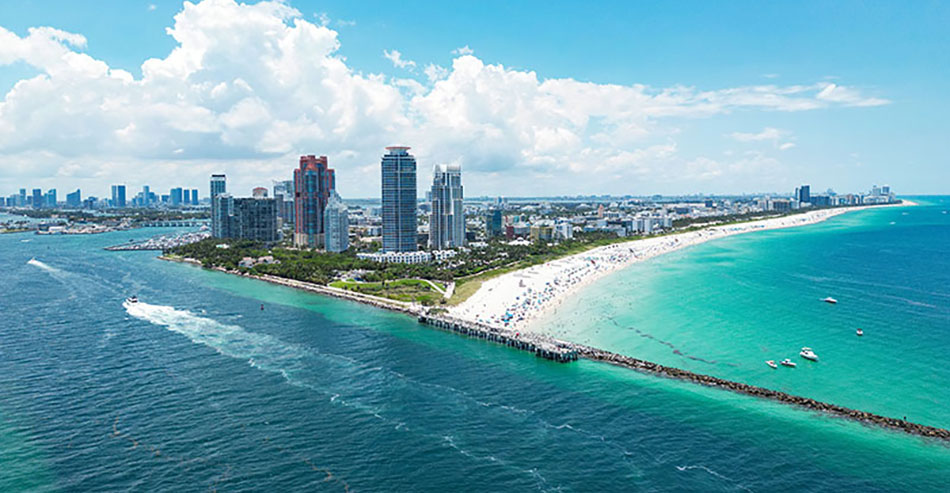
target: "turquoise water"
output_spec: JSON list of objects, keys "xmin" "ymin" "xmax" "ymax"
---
[
  {"xmin": 1, "ymin": 203, "xmax": 949, "ymax": 491},
  {"xmin": 541, "ymin": 198, "xmax": 950, "ymax": 427}
]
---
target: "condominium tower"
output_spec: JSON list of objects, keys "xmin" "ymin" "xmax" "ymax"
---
[
  {"xmin": 429, "ymin": 164, "xmax": 465, "ymax": 250},
  {"xmin": 324, "ymin": 192, "xmax": 350, "ymax": 253},
  {"xmin": 293, "ymin": 155, "xmax": 335, "ymax": 248},
  {"xmin": 381, "ymin": 146, "xmax": 417, "ymax": 252}
]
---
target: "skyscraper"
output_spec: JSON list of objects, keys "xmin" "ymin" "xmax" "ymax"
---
[
  {"xmin": 429, "ymin": 164, "xmax": 465, "ymax": 250},
  {"xmin": 212, "ymin": 193, "xmax": 234, "ymax": 238},
  {"xmin": 797, "ymin": 185, "xmax": 811, "ymax": 204},
  {"xmin": 170, "ymin": 187, "xmax": 183, "ymax": 206},
  {"xmin": 18, "ymin": 189, "xmax": 26, "ymax": 207},
  {"xmin": 211, "ymin": 174, "xmax": 227, "ymax": 199},
  {"xmin": 191, "ymin": 189, "xmax": 198, "ymax": 205},
  {"xmin": 32, "ymin": 189, "xmax": 42, "ymax": 208},
  {"xmin": 232, "ymin": 197, "xmax": 278, "ymax": 242},
  {"xmin": 45, "ymin": 189, "xmax": 57, "ymax": 208},
  {"xmin": 381, "ymin": 146, "xmax": 417, "ymax": 252},
  {"xmin": 142, "ymin": 185, "xmax": 151, "ymax": 206},
  {"xmin": 111, "ymin": 185, "xmax": 126, "ymax": 208},
  {"xmin": 211, "ymin": 174, "xmax": 228, "ymax": 237},
  {"xmin": 273, "ymin": 180, "xmax": 295, "ymax": 226},
  {"xmin": 66, "ymin": 189, "xmax": 81, "ymax": 208},
  {"xmin": 293, "ymin": 155, "xmax": 335, "ymax": 248},
  {"xmin": 324, "ymin": 192, "xmax": 350, "ymax": 253}
]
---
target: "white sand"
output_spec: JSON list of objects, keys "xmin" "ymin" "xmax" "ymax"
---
[{"xmin": 449, "ymin": 202, "xmax": 915, "ymax": 333}]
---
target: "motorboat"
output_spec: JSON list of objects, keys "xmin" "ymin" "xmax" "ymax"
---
[
  {"xmin": 125, "ymin": 296, "xmax": 139, "ymax": 304},
  {"xmin": 780, "ymin": 358, "xmax": 797, "ymax": 368},
  {"xmin": 822, "ymin": 297, "xmax": 838, "ymax": 304},
  {"xmin": 766, "ymin": 360, "xmax": 778, "ymax": 369},
  {"xmin": 800, "ymin": 347, "xmax": 819, "ymax": 361},
  {"xmin": 856, "ymin": 328, "xmax": 864, "ymax": 337}
]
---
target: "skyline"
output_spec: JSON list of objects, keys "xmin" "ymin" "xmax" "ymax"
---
[{"xmin": 1, "ymin": 1, "xmax": 948, "ymax": 196}]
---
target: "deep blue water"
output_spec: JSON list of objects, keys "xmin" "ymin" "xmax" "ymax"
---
[{"xmin": 1, "ymin": 203, "xmax": 949, "ymax": 491}]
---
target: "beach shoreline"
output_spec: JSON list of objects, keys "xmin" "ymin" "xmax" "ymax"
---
[{"xmin": 449, "ymin": 201, "xmax": 916, "ymax": 333}]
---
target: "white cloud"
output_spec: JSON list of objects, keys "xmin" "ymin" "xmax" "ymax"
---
[
  {"xmin": 452, "ymin": 45, "xmax": 474, "ymax": 56},
  {"xmin": 729, "ymin": 127, "xmax": 785, "ymax": 142},
  {"xmin": 383, "ymin": 49, "xmax": 416, "ymax": 69},
  {"xmin": 148, "ymin": 4, "xmax": 157, "ymax": 11},
  {"xmin": 0, "ymin": 0, "xmax": 892, "ymax": 196},
  {"xmin": 778, "ymin": 142, "xmax": 796, "ymax": 151},
  {"xmin": 423, "ymin": 63, "xmax": 448, "ymax": 82},
  {"xmin": 816, "ymin": 82, "xmax": 890, "ymax": 107}
]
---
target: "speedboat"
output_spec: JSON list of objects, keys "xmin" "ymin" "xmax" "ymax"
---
[
  {"xmin": 856, "ymin": 328, "xmax": 864, "ymax": 337},
  {"xmin": 800, "ymin": 347, "xmax": 819, "ymax": 361},
  {"xmin": 822, "ymin": 297, "xmax": 838, "ymax": 304},
  {"xmin": 125, "ymin": 296, "xmax": 139, "ymax": 304},
  {"xmin": 766, "ymin": 360, "xmax": 778, "ymax": 369},
  {"xmin": 781, "ymin": 358, "xmax": 797, "ymax": 367}
]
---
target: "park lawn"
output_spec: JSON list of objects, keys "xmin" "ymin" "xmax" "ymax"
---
[{"xmin": 330, "ymin": 278, "xmax": 443, "ymax": 305}]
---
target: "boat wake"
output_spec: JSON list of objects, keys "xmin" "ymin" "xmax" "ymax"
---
[
  {"xmin": 27, "ymin": 258, "xmax": 59, "ymax": 273},
  {"xmin": 123, "ymin": 301, "xmax": 311, "ymax": 378}
]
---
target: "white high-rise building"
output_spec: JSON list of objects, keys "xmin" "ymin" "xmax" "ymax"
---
[
  {"xmin": 324, "ymin": 192, "xmax": 350, "ymax": 253},
  {"xmin": 429, "ymin": 164, "xmax": 465, "ymax": 250}
]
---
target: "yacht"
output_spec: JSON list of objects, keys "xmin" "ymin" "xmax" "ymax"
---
[
  {"xmin": 766, "ymin": 360, "xmax": 778, "ymax": 369},
  {"xmin": 856, "ymin": 328, "xmax": 864, "ymax": 337},
  {"xmin": 800, "ymin": 347, "xmax": 819, "ymax": 361},
  {"xmin": 780, "ymin": 358, "xmax": 797, "ymax": 368},
  {"xmin": 125, "ymin": 296, "xmax": 139, "ymax": 304},
  {"xmin": 822, "ymin": 297, "xmax": 838, "ymax": 304}
]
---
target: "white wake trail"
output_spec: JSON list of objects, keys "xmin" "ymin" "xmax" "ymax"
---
[
  {"xmin": 123, "ymin": 301, "xmax": 309, "ymax": 373},
  {"xmin": 27, "ymin": 258, "xmax": 59, "ymax": 273}
]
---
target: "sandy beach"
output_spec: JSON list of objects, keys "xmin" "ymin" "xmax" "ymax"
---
[{"xmin": 449, "ymin": 201, "xmax": 915, "ymax": 333}]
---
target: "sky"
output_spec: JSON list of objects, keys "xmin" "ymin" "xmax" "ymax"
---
[{"xmin": 0, "ymin": 0, "xmax": 947, "ymax": 199}]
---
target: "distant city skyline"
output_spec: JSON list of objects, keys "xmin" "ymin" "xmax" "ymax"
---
[{"xmin": 1, "ymin": 1, "xmax": 947, "ymax": 196}]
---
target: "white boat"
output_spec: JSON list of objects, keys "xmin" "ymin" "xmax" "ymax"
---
[
  {"xmin": 822, "ymin": 297, "xmax": 838, "ymax": 304},
  {"xmin": 766, "ymin": 360, "xmax": 778, "ymax": 369},
  {"xmin": 800, "ymin": 347, "xmax": 819, "ymax": 361},
  {"xmin": 125, "ymin": 296, "xmax": 139, "ymax": 304},
  {"xmin": 781, "ymin": 358, "xmax": 797, "ymax": 368},
  {"xmin": 856, "ymin": 328, "xmax": 864, "ymax": 337}
]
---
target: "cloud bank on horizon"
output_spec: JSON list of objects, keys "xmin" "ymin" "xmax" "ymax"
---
[{"xmin": 0, "ymin": 0, "xmax": 891, "ymax": 197}]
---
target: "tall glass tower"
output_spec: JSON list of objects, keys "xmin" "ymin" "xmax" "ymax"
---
[
  {"xmin": 381, "ymin": 146, "xmax": 417, "ymax": 252},
  {"xmin": 429, "ymin": 164, "xmax": 464, "ymax": 250},
  {"xmin": 210, "ymin": 174, "xmax": 227, "ymax": 199}
]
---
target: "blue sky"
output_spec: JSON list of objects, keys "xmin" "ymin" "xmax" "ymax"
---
[{"xmin": 0, "ymin": 0, "xmax": 947, "ymax": 198}]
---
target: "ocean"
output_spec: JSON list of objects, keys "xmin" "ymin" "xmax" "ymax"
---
[{"xmin": 1, "ymin": 199, "xmax": 949, "ymax": 491}]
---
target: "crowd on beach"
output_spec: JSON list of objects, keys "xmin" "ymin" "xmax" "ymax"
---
[{"xmin": 450, "ymin": 205, "xmax": 905, "ymax": 332}]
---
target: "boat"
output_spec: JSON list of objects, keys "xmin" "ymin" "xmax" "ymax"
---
[
  {"xmin": 125, "ymin": 296, "xmax": 139, "ymax": 304},
  {"xmin": 766, "ymin": 360, "xmax": 778, "ymax": 369},
  {"xmin": 800, "ymin": 347, "xmax": 819, "ymax": 361},
  {"xmin": 780, "ymin": 358, "xmax": 797, "ymax": 367},
  {"xmin": 856, "ymin": 328, "xmax": 864, "ymax": 337},
  {"xmin": 821, "ymin": 297, "xmax": 838, "ymax": 304}
]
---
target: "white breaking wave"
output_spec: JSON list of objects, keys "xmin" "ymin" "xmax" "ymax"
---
[
  {"xmin": 27, "ymin": 258, "xmax": 58, "ymax": 272},
  {"xmin": 123, "ymin": 301, "xmax": 309, "ymax": 375}
]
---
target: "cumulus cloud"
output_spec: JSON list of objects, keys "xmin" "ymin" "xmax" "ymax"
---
[
  {"xmin": 383, "ymin": 49, "xmax": 415, "ymax": 69},
  {"xmin": 0, "ymin": 0, "xmax": 891, "ymax": 196},
  {"xmin": 452, "ymin": 45, "xmax": 474, "ymax": 56}
]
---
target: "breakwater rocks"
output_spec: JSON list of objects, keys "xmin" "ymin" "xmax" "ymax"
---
[
  {"xmin": 419, "ymin": 315, "xmax": 579, "ymax": 363},
  {"xmin": 576, "ymin": 346, "xmax": 950, "ymax": 441}
]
